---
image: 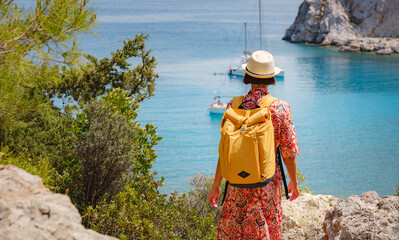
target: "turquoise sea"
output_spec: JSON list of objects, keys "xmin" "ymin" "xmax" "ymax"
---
[{"xmin": 79, "ymin": 0, "xmax": 399, "ymax": 197}]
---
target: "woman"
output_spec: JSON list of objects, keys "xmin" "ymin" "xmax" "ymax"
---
[{"xmin": 208, "ymin": 50, "xmax": 300, "ymax": 240}]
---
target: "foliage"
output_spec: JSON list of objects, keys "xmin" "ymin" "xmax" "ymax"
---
[
  {"xmin": 69, "ymin": 100, "xmax": 137, "ymax": 209},
  {"xmin": 296, "ymin": 169, "xmax": 311, "ymax": 193},
  {"xmin": 0, "ymin": 1, "xmax": 221, "ymax": 239},
  {"xmin": 282, "ymin": 169, "xmax": 310, "ymax": 194},
  {"xmin": 1, "ymin": 101, "xmax": 74, "ymax": 162},
  {"xmin": 55, "ymin": 34, "xmax": 158, "ymax": 106},
  {"xmin": 0, "ymin": 0, "xmax": 96, "ymax": 127},
  {"xmin": 184, "ymin": 172, "xmax": 222, "ymax": 220},
  {"xmin": 394, "ymin": 181, "xmax": 399, "ymax": 196},
  {"xmin": 0, "ymin": 59, "xmax": 61, "ymax": 133},
  {"xmin": 101, "ymin": 88, "xmax": 162, "ymax": 178},
  {"xmin": 85, "ymin": 174, "xmax": 217, "ymax": 240},
  {"xmin": 0, "ymin": 0, "xmax": 96, "ymax": 65}
]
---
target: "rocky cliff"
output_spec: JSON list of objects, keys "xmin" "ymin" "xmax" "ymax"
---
[
  {"xmin": 0, "ymin": 165, "xmax": 117, "ymax": 240},
  {"xmin": 283, "ymin": 0, "xmax": 399, "ymax": 54},
  {"xmin": 1, "ymin": 164, "xmax": 398, "ymax": 239}
]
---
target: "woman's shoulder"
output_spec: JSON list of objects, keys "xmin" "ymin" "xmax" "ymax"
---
[{"xmin": 270, "ymin": 98, "xmax": 291, "ymax": 115}]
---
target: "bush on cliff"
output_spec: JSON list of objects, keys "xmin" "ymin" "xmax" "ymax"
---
[
  {"xmin": 80, "ymin": 90, "xmax": 218, "ymax": 239},
  {"xmin": 67, "ymin": 100, "xmax": 137, "ymax": 209},
  {"xmin": 85, "ymin": 174, "xmax": 218, "ymax": 239}
]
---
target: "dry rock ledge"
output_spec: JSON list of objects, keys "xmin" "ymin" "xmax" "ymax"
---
[
  {"xmin": 282, "ymin": 192, "xmax": 399, "ymax": 239},
  {"xmin": 0, "ymin": 165, "xmax": 117, "ymax": 240},
  {"xmin": 1, "ymin": 165, "xmax": 398, "ymax": 239},
  {"xmin": 283, "ymin": 0, "xmax": 399, "ymax": 55}
]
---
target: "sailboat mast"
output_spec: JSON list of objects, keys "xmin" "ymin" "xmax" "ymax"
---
[
  {"xmin": 259, "ymin": 0, "xmax": 262, "ymax": 50},
  {"xmin": 244, "ymin": 22, "xmax": 248, "ymax": 61}
]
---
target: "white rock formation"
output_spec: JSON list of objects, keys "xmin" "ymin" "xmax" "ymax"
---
[
  {"xmin": 283, "ymin": 0, "xmax": 399, "ymax": 54},
  {"xmin": 323, "ymin": 191, "xmax": 399, "ymax": 240},
  {"xmin": 282, "ymin": 193, "xmax": 342, "ymax": 240},
  {"xmin": 0, "ymin": 164, "xmax": 118, "ymax": 240}
]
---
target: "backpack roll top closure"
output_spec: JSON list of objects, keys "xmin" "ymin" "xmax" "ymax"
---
[{"xmin": 219, "ymin": 100, "xmax": 275, "ymax": 185}]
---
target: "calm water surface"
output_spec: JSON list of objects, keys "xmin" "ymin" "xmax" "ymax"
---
[{"xmin": 79, "ymin": 0, "xmax": 399, "ymax": 197}]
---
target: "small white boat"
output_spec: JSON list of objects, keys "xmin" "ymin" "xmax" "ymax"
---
[
  {"xmin": 208, "ymin": 103, "xmax": 227, "ymax": 114},
  {"xmin": 208, "ymin": 95, "xmax": 227, "ymax": 114}
]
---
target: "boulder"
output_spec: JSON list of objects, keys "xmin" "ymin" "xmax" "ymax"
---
[
  {"xmin": 282, "ymin": 193, "xmax": 342, "ymax": 240},
  {"xmin": 0, "ymin": 165, "xmax": 118, "ymax": 240},
  {"xmin": 339, "ymin": 45, "xmax": 360, "ymax": 53},
  {"xmin": 376, "ymin": 48, "xmax": 394, "ymax": 55},
  {"xmin": 323, "ymin": 191, "xmax": 399, "ymax": 240}
]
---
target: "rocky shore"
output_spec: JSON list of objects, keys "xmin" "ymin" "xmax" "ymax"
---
[
  {"xmin": 283, "ymin": 0, "xmax": 399, "ymax": 55},
  {"xmin": 1, "ymin": 164, "xmax": 398, "ymax": 239}
]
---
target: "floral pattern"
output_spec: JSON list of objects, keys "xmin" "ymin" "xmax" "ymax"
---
[{"xmin": 218, "ymin": 87, "xmax": 299, "ymax": 240}]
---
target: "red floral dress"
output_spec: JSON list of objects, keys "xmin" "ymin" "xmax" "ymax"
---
[{"xmin": 217, "ymin": 87, "xmax": 300, "ymax": 240}]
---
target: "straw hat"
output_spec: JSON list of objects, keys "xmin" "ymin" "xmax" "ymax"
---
[{"xmin": 242, "ymin": 50, "xmax": 281, "ymax": 78}]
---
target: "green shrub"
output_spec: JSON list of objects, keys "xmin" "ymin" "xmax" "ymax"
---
[
  {"xmin": 85, "ymin": 173, "xmax": 217, "ymax": 240},
  {"xmin": 1, "ymin": 101, "xmax": 75, "ymax": 163},
  {"xmin": 183, "ymin": 172, "xmax": 223, "ymax": 221},
  {"xmin": 297, "ymin": 169, "xmax": 311, "ymax": 193},
  {"xmin": 69, "ymin": 100, "xmax": 137, "ymax": 209},
  {"xmin": 394, "ymin": 181, "xmax": 399, "ymax": 196}
]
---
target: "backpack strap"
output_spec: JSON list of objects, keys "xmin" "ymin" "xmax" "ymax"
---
[
  {"xmin": 231, "ymin": 96, "xmax": 244, "ymax": 109},
  {"xmin": 277, "ymin": 147, "xmax": 290, "ymax": 200},
  {"xmin": 259, "ymin": 94, "xmax": 278, "ymax": 109}
]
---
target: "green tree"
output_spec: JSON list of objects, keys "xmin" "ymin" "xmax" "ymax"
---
[
  {"xmin": 63, "ymin": 38, "xmax": 160, "ymax": 207},
  {"xmin": 0, "ymin": 0, "xmax": 96, "ymax": 141},
  {"xmin": 0, "ymin": 0, "xmax": 95, "ymax": 65},
  {"xmin": 55, "ymin": 34, "xmax": 158, "ymax": 106}
]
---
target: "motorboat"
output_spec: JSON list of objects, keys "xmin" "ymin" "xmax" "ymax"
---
[{"xmin": 208, "ymin": 95, "xmax": 227, "ymax": 114}]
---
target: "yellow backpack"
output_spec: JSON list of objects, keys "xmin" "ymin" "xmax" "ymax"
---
[{"xmin": 219, "ymin": 94, "xmax": 277, "ymax": 187}]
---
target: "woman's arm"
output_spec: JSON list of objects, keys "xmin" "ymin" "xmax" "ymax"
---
[
  {"xmin": 282, "ymin": 156, "xmax": 300, "ymax": 201},
  {"xmin": 208, "ymin": 158, "xmax": 222, "ymax": 208}
]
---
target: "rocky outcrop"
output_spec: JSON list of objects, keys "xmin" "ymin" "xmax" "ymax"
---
[
  {"xmin": 283, "ymin": 0, "xmax": 399, "ymax": 54},
  {"xmin": 281, "ymin": 191, "xmax": 399, "ymax": 240},
  {"xmin": 323, "ymin": 191, "xmax": 399, "ymax": 240},
  {"xmin": 282, "ymin": 193, "xmax": 342, "ymax": 240},
  {"xmin": 2, "ymin": 164, "xmax": 398, "ymax": 240},
  {"xmin": 0, "ymin": 164, "xmax": 118, "ymax": 240}
]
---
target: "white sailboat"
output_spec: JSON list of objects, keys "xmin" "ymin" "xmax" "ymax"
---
[{"xmin": 229, "ymin": 0, "xmax": 285, "ymax": 78}]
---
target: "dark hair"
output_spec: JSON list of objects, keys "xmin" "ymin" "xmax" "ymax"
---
[{"xmin": 243, "ymin": 74, "xmax": 275, "ymax": 85}]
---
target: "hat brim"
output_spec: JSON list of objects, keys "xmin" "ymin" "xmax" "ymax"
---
[{"xmin": 242, "ymin": 63, "xmax": 281, "ymax": 78}]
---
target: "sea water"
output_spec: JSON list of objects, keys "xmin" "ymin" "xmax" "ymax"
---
[{"xmin": 77, "ymin": 0, "xmax": 399, "ymax": 197}]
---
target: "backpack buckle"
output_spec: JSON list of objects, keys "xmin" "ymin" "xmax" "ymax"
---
[{"xmin": 240, "ymin": 126, "xmax": 247, "ymax": 134}]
